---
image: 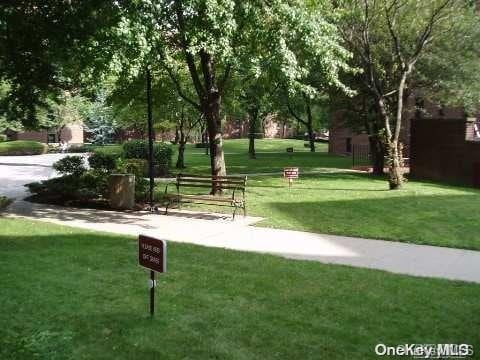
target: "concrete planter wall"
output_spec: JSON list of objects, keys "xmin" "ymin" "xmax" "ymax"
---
[{"xmin": 108, "ymin": 173, "xmax": 135, "ymax": 210}]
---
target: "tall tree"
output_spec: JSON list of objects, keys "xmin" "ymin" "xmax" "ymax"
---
[{"xmin": 339, "ymin": 0, "xmax": 478, "ymax": 189}]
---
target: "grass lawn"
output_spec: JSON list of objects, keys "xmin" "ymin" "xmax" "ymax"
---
[
  {"xmin": 162, "ymin": 139, "xmax": 480, "ymax": 250},
  {"xmin": 0, "ymin": 140, "xmax": 47, "ymax": 156},
  {"xmin": 1, "ymin": 218, "xmax": 479, "ymax": 359}
]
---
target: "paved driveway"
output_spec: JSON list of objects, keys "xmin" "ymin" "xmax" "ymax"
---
[{"xmin": 0, "ymin": 153, "xmax": 87, "ymax": 200}]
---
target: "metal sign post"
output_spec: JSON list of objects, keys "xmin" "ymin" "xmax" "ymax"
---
[
  {"xmin": 138, "ymin": 235, "xmax": 167, "ymax": 317},
  {"xmin": 283, "ymin": 167, "xmax": 299, "ymax": 188}
]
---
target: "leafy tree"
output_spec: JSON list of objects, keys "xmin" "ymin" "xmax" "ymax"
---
[
  {"xmin": 85, "ymin": 92, "xmax": 117, "ymax": 145},
  {"xmin": 338, "ymin": 0, "xmax": 479, "ymax": 189},
  {"xmin": 0, "ymin": 1, "xmax": 121, "ymax": 128}
]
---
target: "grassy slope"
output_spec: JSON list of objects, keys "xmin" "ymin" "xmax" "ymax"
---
[{"xmin": 1, "ymin": 218, "xmax": 479, "ymax": 359}]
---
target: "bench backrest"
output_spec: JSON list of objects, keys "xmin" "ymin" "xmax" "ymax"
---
[{"xmin": 176, "ymin": 174, "xmax": 247, "ymax": 192}]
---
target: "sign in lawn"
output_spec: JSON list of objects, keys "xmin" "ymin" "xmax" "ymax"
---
[
  {"xmin": 139, "ymin": 235, "xmax": 167, "ymax": 273},
  {"xmin": 138, "ymin": 235, "xmax": 167, "ymax": 316},
  {"xmin": 283, "ymin": 167, "xmax": 299, "ymax": 188}
]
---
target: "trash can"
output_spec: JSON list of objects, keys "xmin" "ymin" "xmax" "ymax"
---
[{"xmin": 109, "ymin": 173, "xmax": 135, "ymax": 210}]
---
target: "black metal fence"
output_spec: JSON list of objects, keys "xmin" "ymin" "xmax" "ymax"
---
[{"xmin": 352, "ymin": 144, "xmax": 371, "ymax": 167}]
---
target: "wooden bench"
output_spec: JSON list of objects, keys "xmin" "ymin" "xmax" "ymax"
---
[{"xmin": 164, "ymin": 174, "xmax": 247, "ymax": 219}]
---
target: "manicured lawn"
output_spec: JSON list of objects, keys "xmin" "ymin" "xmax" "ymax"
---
[
  {"xmin": 1, "ymin": 218, "xmax": 479, "ymax": 359},
  {"xmin": 0, "ymin": 140, "xmax": 47, "ymax": 155},
  {"xmin": 161, "ymin": 139, "xmax": 480, "ymax": 250}
]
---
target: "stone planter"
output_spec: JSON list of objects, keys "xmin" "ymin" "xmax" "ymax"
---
[{"xmin": 108, "ymin": 173, "xmax": 135, "ymax": 210}]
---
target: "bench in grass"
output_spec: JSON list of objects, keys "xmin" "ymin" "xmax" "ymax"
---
[{"xmin": 164, "ymin": 174, "xmax": 247, "ymax": 219}]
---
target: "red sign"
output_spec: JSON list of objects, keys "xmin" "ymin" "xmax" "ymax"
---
[
  {"xmin": 284, "ymin": 167, "xmax": 299, "ymax": 179},
  {"xmin": 139, "ymin": 235, "xmax": 167, "ymax": 273}
]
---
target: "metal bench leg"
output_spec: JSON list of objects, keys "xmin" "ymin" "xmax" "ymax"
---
[
  {"xmin": 243, "ymin": 204, "xmax": 246, "ymax": 217},
  {"xmin": 232, "ymin": 205, "xmax": 238, "ymax": 220}
]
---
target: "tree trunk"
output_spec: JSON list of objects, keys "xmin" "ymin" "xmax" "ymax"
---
[
  {"xmin": 203, "ymin": 91, "xmax": 226, "ymax": 193},
  {"xmin": 248, "ymin": 106, "xmax": 258, "ymax": 159},
  {"xmin": 173, "ymin": 127, "xmax": 180, "ymax": 145},
  {"xmin": 305, "ymin": 95, "xmax": 315, "ymax": 152},
  {"xmin": 369, "ymin": 135, "xmax": 385, "ymax": 175},
  {"xmin": 176, "ymin": 140, "xmax": 186, "ymax": 169},
  {"xmin": 387, "ymin": 141, "xmax": 403, "ymax": 189},
  {"xmin": 176, "ymin": 119, "xmax": 186, "ymax": 169},
  {"xmin": 307, "ymin": 125, "xmax": 315, "ymax": 152}
]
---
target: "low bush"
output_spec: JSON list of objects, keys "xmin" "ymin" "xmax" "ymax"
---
[
  {"xmin": 122, "ymin": 140, "xmax": 173, "ymax": 168},
  {"xmin": 53, "ymin": 156, "xmax": 86, "ymax": 176},
  {"xmin": 26, "ymin": 170, "xmax": 109, "ymax": 203},
  {"xmin": 68, "ymin": 144, "xmax": 94, "ymax": 153},
  {"xmin": 116, "ymin": 158, "xmax": 147, "ymax": 177},
  {"xmin": 88, "ymin": 152, "xmax": 117, "ymax": 172},
  {"xmin": 0, "ymin": 134, "xmax": 7, "ymax": 142},
  {"xmin": 0, "ymin": 140, "xmax": 47, "ymax": 156},
  {"xmin": 0, "ymin": 196, "xmax": 12, "ymax": 211}
]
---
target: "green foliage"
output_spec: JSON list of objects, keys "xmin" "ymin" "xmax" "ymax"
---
[
  {"xmin": 52, "ymin": 156, "xmax": 86, "ymax": 176},
  {"xmin": 88, "ymin": 152, "xmax": 117, "ymax": 172},
  {"xmin": 85, "ymin": 91, "xmax": 118, "ymax": 145},
  {"xmin": 116, "ymin": 158, "xmax": 147, "ymax": 177},
  {"xmin": 0, "ymin": 140, "xmax": 47, "ymax": 155},
  {"xmin": 0, "ymin": 196, "xmax": 12, "ymax": 211},
  {"xmin": 122, "ymin": 140, "xmax": 173, "ymax": 167},
  {"xmin": 0, "ymin": 2, "xmax": 121, "ymax": 128},
  {"xmin": 26, "ymin": 170, "xmax": 109, "ymax": 203},
  {"xmin": 0, "ymin": 134, "xmax": 7, "ymax": 142},
  {"xmin": 67, "ymin": 144, "xmax": 94, "ymax": 153}
]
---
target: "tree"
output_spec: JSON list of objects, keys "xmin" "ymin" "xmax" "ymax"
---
[
  {"xmin": 85, "ymin": 91, "xmax": 117, "ymax": 145},
  {"xmin": 107, "ymin": 0, "xmax": 352, "ymax": 191},
  {"xmin": 0, "ymin": 1, "xmax": 121, "ymax": 128},
  {"xmin": 339, "ymin": 0, "xmax": 478, "ymax": 189}
]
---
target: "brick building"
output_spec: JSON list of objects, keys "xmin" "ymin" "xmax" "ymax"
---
[
  {"xmin": 410, "ymin": 118, "xmax": 480, "ymax": 187},
  {"xmin": 8, "ymin": 123, "xmax": 84, "ymax": 144},
  {"xmin": 328, "ymin": 95, "xmax": 465, "ymax": 157}
]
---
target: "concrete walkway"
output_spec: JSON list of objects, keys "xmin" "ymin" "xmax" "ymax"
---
[
  {"xmin": 6, "ymin": 200, "xmax": 480, "ymax": 284},
  {"xmin": 2, "ymin": 153, "xmax": 480, "ymax": 284}
]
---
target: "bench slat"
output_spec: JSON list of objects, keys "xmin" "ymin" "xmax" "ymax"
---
[
  {"xmin": 178, "ymin": 178, "xmax": 245, "ymax": 185},
  {"xmin": 167, "ymin": 194, "xmax": 237, "ymax": 202},
  {"xmin": 176, "ymin": 183, "xmax": 244, "ymax": 191},
  {"xmin": 179, "ymin": 173, "xmax": 247, "ymax": 180}
]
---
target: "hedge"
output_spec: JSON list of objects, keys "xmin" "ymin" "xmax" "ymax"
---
[
  {"xmin": 122, "ymin": 140, "xmax": 173, "ymax": 167},
  {"xmin": 0, "ymin": 140, "xmax": 48, "ymax": 156}
]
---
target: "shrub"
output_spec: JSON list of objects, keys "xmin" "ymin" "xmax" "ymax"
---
[
  {"xmin": 122, "ymin": 140, "xmax": 173, "ymax": 167},
  {"xmin": 0, "ymin": 140, "xmax": 47, "ymax": 155},
  {"xmin": 53, "ymin": 156, "xmax": 86, "ymax": 176},
  {"xmin": 26, "ymin": 170, "xmax": 109, "ymax": 202},
  {"xmin": 88, "ymin": 152, "xmax": 116, "ymax": 172},
  {"xmin": 0, "ymin": 196, "xmax": 12, "ymax": 211},
  {"xmin": 0, "ymin": 134, "xmax": 7, "ymax": 142},
  {"xmin": 116, "ymin": 158, "xmax": 148, "ymax": 178},
  {"xmin": 68, "ymin": 144, "xmax": 94, "ymax": 153}
]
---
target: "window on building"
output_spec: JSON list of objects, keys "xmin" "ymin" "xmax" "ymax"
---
[
  {"xmin": 47, "ymin": 133, "xmax": 57, "ymax": 143},
  {"xmin": 346, "ymin": 137, "xmax": 352, "ymax": 153}
]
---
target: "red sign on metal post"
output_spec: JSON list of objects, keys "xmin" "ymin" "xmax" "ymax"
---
[
  {"xmin": 283, "ymin": 167, "xmax": 299, "ymax": 188},
  {"xmin": 139, "ymin": 235, "xmax": 167, "ymax": 273},
  {"xmin": 139, "ymin": 235, "xmax": 167, "ymax": 317},
  {"xmin": 284, "ymin": 167, "xmax": 299, "ymax": 179}
]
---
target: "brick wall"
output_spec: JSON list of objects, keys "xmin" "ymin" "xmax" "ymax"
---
[{"xmin": 410, "ymin": 118, "xmax": 480, "ymax": 187}]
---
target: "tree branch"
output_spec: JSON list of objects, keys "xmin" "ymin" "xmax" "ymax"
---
[{"xmin": 173, "ymin": 0, "xmax": 205, "ymax": 99}]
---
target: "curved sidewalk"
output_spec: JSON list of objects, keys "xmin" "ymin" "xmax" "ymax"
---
[{"xmin": 6, "ymin": 200, "xmax": 480, "ymax": 284}]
